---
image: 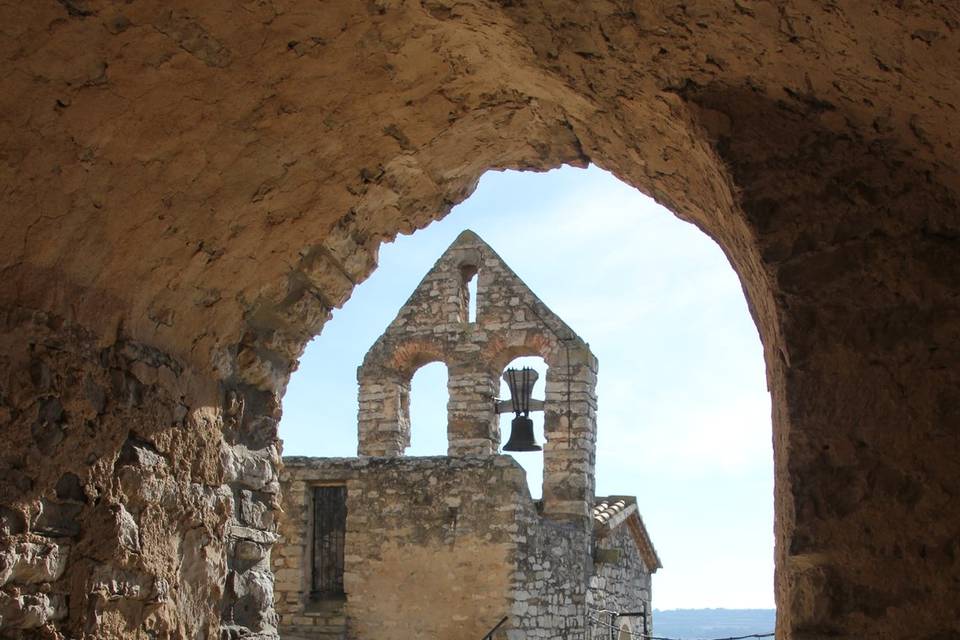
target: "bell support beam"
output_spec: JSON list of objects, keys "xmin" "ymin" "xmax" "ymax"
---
[{"xmin": 495, "ymin": 399, "xmax": 545, "ymax": 414}]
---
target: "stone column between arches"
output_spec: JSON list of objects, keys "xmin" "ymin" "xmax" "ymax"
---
[
  {"xmin": 542, "ymin": 343, "xmax": 599, "ymax": 527},
  {"xmin": 356, "ymin": 368, "xmax": 410, "ymax": 457},
  {"xmin": 446, "ymin": 363, "xmax": 499, "ymax": 456}
]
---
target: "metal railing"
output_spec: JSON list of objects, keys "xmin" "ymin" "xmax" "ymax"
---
[{"xmin": 481, "ymin": 616, "xmax": 509, "ymax": 640}]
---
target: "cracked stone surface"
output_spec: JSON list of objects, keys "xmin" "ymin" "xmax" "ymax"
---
[{"xmin": 1, "ymin": 1, "xmax": 959, "ymax": 638}]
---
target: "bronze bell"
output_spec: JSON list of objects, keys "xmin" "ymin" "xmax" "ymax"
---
[
  {"xmin": 503, "ymin": 415, "xmax": 541, "ymax": 452},
  {"xmin": 501, "ymin": 367, "xmax": 542, "ymax": 452}
]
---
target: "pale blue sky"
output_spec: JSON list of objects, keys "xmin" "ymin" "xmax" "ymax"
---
[{"xmin": 280, "ymin": 165, "xmax": 775, "ymax": 610}]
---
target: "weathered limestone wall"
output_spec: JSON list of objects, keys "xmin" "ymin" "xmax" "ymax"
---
[
  {"xmin": 0, "ymin": 307, "xmax": 282, "ymax": 639},
  {"xmin": 587, "ymin": 526, "xmax": 653, "ymax": 637},
  {"xmin": 276, "ymin": 456, "xmax": 527, "ymax": 640}
]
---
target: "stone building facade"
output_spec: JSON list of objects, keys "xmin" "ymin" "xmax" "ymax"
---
[{"xmin": 273, "ymin": 232, "xmax": 659, "ymax": 639}]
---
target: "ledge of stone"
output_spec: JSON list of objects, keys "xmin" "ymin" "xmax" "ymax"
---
[{"xmin": 228, "ymin": 525, "xmax": 279, "ymax": 545}]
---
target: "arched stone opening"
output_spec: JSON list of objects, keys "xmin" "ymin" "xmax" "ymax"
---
[
  {"xmin": 355, "ymin": 354, "xmax": 451, "ymax": 458},
  {"xmin": 496, "ymin": 354, "xmax": 548, "ymax": 498},
  {"xmin": 278, "ymin": 165, "xmax": 772, "ymax": 630},
  {"xmin": 1, "ymin": 3, "xmax": 957, "ymax": 640},
  {"xmin": 405, "ymin": 361, "xmax": 451, "ymax": 456},
  {"xmin": 356, "ymin": 343, "xmax": 448, "ymax": 457},
  {"xmin": 491, "ymin": 336, "xmax": 599, "ymax": 524}
]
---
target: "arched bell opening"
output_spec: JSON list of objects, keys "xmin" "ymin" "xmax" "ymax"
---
[
  {"xmin": 355, "ymin": 346, "xmax": 448, "ymax": 457},
  {"xmin": 497, "ymin": 355, "xmax": 549, "ymax": 499},
  {"xmin": 405, "ymin": 360, "xmax": 450, "ymax": 456}
]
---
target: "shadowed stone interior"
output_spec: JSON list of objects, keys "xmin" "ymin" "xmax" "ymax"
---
[{"xmin": 1, "ymin": 1, "xmax": 958, "ymax": 638}]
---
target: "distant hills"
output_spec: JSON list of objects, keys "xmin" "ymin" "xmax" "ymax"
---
[{"xmin": 653, "ymin": 609, "xmax": 776, "ymax": 639}]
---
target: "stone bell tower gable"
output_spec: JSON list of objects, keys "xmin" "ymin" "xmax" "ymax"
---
[{"xmin": 356, "ymin": 231, "xmax": 598, "ymax": 525}]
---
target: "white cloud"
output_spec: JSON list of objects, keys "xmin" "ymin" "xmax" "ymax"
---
[{"xmin": 599, "ymin": 386, "xmax": 773, "ymax": 479}]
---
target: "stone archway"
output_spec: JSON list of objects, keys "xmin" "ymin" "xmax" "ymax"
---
[{"xmin": 1, "ymin": 2, "xmax": 958, "ymax": 639}]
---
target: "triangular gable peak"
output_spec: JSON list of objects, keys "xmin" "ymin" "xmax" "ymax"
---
[
  {"xmin": 366, "ymin": 230, "xmax": 585, "ymax": 372},
  {"xmin": 357, "ymin": 230, "xmax": 600, "ymax": 526}
]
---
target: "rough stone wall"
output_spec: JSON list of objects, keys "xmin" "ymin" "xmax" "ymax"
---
[
  {"xmin": 275, "ymin": 456, "xmax": 527, "ymax": 640},
  {"xmin": 586, "ymin": 526, "xmax": 653, "ymax": 638},
  {"xmin": 2, "ymin": 2, "xmax": 959, "ymax": 639},
  {"xmin": 357, "ymin": 231, "xmax": 598, "ymax": 525},
  {"xmin": 508, "ymin": 505, "xmax": 592, "ymax": 640},
  {"xmin": 0, "ymin": 307, "xmax": 282, "ymax": 639}
]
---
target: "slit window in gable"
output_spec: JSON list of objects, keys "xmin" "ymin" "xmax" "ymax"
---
[{"xmin": 459, "ymin": 264, "xmax": 479, "ymax": 324}]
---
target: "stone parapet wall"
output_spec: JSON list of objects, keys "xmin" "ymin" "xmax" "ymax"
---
[{"xmin": 276, "ymin": 455, "xmax": 528, "ymax": 640}]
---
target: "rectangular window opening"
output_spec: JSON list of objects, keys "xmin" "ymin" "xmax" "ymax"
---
[{"xmin": 311, "ymin": 485, "xmax": 347, "ymax": 600}]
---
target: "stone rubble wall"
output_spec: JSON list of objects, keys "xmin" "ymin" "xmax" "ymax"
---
[
  {"xmin": 0, "ymin": 307, "xmax": 282, "ymax": 639},
  {"xmin": 509, "ymin": 507, "xmax": 593, "ymax": 640},
  {"xmin": 586, "ymin": 525, "xmax": 653, "ymax": 638}
]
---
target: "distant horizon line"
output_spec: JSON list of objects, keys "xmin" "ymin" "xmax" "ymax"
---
[{"xmin": 653, "ymin": 607, "xmax": 776, "ymax": 612}]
